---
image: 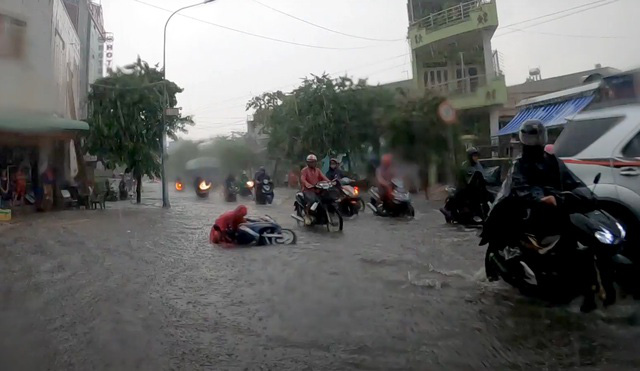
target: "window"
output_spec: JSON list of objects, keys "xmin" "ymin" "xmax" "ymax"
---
[
  {"xmin": 554, "ymin": 116, "xmax": 623, "ymax": 157},
  {"xmin": 622, "ymin": 132, "xmax": 640, "ymax": 158},
  {"xmin": 0, "ymin": 14, "xmax": 27, "ymax": 59}
]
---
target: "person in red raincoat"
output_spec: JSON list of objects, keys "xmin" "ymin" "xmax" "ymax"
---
[{"xmin": 210, "ymin": 205, "xmax": 248, "ymax": 245}]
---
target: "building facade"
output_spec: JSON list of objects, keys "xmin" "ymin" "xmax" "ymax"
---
[
  {"xmin": 0, "ymin": 0, "xmax": 90, "ymax": 211},
  {"xmin": 407, "ymin": 0, "xmax": 506, "ymax": 154}
]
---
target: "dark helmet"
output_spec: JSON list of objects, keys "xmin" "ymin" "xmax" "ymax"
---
[
  {"xmin": 519, "ymin": 119, "xmax": 548, "ymax": 147},
  {"xmin": 466, "ymin": 147, "xmax": 479, "ymax": 157}
]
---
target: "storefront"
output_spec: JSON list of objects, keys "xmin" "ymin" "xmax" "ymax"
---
[{"xmin": 0, "ymin": 112, "xmax": 88, "ymax": 211}]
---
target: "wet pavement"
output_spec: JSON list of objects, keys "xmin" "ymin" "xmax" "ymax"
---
[{"xmin": 1, "ymin": 183, "xmax": 640, "ymax": 370}]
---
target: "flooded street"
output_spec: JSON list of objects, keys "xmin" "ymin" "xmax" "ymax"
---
[{"xmin": 1, "ymin": 183, "xmax": 640, "ymax": 370}]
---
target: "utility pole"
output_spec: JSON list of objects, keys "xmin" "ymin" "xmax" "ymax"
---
[{"xmin": 161, "ymin": 0, "xmax": 215, "ymax": 208}]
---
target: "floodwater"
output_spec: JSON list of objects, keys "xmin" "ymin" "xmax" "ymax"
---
[{"xmin": 1, "ymin": 183, "xmax": 639, "ymax": 370}]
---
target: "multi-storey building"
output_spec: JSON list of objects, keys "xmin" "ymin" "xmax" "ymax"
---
[{"xmin": 407, "ymin": 0, "xmax": 506, "ymax": 153}]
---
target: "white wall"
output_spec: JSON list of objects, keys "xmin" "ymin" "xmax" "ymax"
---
[
  {"xmin": 52, "ymin": 0, "xmax": 81, "ymax": 119},
  {"xmin": 0, "ymin": 0, "xmax": 55, "ymax": 113}
]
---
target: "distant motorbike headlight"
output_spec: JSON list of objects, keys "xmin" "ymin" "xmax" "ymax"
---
[
  {"xmin": 616, "ymin": 222, "xmax": 626, "ymax": 240},
  {"xmin": 595, "ymin": 228, "xmax": 615, "ymax": 245},
  {"xmin": 246, "ymin": 181, "xmax": 254, "ymax": 188}
]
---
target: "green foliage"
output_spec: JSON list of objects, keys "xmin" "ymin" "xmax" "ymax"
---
[
  {"xmin": 384, "ymin": 91, "xmax": 462, "ymax": 175},
  {"xmin": 87, "ymin": 57, "xmax": 193, "ymax": 202},
  {"xmin": 166, "ymin": 139, "xmax": 200, "ymax": 178},
  {"xmin": 198, "ymin": 136, "xmax": 256, "ymax": 176},
  {"xmin": 247, "ymin": 74, "xmax": 395, "ymax": 162}
]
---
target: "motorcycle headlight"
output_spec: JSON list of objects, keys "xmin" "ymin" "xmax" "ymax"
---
[
  {"xmin": 246, "ymin": 181, "xmax": 254, "ymax": 188},
  {"xmin": 595, "ymin": 228, "xmax": 615, "ymax": 245},
  {"xmin": 616, "ymin": 222, "xmax": 626, "ymax": 240}
]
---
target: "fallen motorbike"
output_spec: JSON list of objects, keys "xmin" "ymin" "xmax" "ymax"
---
[
  {"xmin": 255, "ymin": 177, "xmax": 274, "ymax": 205},
  {"xmin": 367, "ymin": 178, "xmax": 415, "ymax": 218},
  {"xmin": 482, "ymin": 174, "xmax": 633, "ymax": 310},
  {"xmin": 336, "ymin": 177, "xmax": 365, "ymax": 218},
  {"xmin": 442, "ymin": 167, "xmax": 501, "ymax": 226},
  {"xmin": 291, "ymin": 180, "xmax": 343, "ymax": 232},
  {"xmin": 195, "ymin": 177, "xmax": 212, "ymax": 198},
  {"xmin": 218, "ymin": 215, "xmax": 297, "ymax": 246}
]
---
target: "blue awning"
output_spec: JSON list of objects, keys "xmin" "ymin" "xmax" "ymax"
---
[{"xmin": 498, "ymin": 95, "xmax": 595, "ymax": 136}]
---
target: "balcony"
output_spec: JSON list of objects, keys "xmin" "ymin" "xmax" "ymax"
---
[
  {"xmin": 409, "ymin": 0, "xmax": 498, "ymax": 50},
  {"xmin": 428, "ymin": 74, "xmax": 507, "ymax": 110}
]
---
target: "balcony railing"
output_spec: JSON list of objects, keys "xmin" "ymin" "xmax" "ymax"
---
[{"xmin": 412, "ymin": 0, "xmax": 493, "ymax": 32}]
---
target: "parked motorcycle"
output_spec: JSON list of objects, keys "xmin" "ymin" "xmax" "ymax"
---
[
  {"xmin": 336, "ymin": 177, "xmax": 365, "ymax": 218},
  {"xmin": 482, "ymin": 174, "xmax": 634, "ymax": 309},
  {"xmin": 367, "ymin": 178, "xmax": 415, "ymax": 218},
  {"xmin": 291, "ymin": 180, "xmax": 343, "ymax": 232},
  {"xmin": 255, "ymin": 177, "xmax": 274, "ymax": 205},
  {"xmin": 220, "ymin": 215, "xmax": 297, "ymax": 246}
]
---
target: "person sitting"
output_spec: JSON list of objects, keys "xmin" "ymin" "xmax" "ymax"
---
[
  {"xmin": 254, "ymin": 166, "xmax": 268, "ymax": 183},
  {"xmin": 325, "ymin": 158, "xmax": 344, "ymax": 181},
  {"xmin": 210, "ymin": 205, "xmax": 248, "ymax": 245},
  {"xmin": 300, "ymin": 154, "xmax": 329, "ymax": 225}
]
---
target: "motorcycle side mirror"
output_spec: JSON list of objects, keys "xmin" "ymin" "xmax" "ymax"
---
[{"xmin": 593, "ymin": 173, "xmax": 601, "ymax": 185}]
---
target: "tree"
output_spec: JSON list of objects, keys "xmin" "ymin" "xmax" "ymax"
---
[
  {"xmin": 384, "ymin": 91, "xmax": 463, "ymax": 185},
  {"xmin": 247, "ymin": 74, "xmax": 395, "ymax": 164},
  {"xmin": 87, "ymin": 57, "xmax": 193, "ymax": 203},
  {"xmin": 198, "ymin": 135, "xmax": 256, "ymax": 176}
]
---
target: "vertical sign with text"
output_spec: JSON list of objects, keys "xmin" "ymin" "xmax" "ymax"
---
[{"xmin": 104, "ymin": 32, "xmax": 114, "ymax": 74}]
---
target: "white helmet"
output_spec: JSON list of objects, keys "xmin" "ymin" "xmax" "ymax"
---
[{"xmin": 306, "ymin": 154, "xmax": 318, "ymax": 162}]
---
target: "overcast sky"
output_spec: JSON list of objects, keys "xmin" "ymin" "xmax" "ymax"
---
[{"xmin": 101, "ymin": 0, "xmax": 639, "ymax": 140}]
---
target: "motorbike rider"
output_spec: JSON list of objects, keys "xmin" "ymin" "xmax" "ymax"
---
[
  {"xmin": 376, "ymin": 154, "xmax": 395, "ymax": 208},
  {"xmin": 326, "ymin": 158, "xmax": 344, "ymax": 181},
  {"xmin": 240, "ymin": 170, "xmax": 249, "ymax": 185},
  {"xmin": 483, "ymin": 119, "xmax": 612, "ymax": 312},
  {"xmin": 300, "ymin": 154, "xmax": 330, "ymax": 225},
  {"xmin": 254, "ymin": 166, "xmax": 268, "ymax": 183},
  {"xmin": 440, "ymin": 147, "xmax": 486, "ymax": 221},
  {"xmin": 210, "ymin": 205, "xmax": 248, "ymax": 245}
]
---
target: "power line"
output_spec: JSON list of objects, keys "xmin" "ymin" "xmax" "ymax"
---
[
  {"xmin": 250, "ymin": 0, "xmax": 404, "ymax": 42},
  {"xmin": 495, "ymin": 0, "xmax": 620, "ymax": 38},
  {"xmin": 132, "ymin": 0, "xmax": 383, "ymax": 50},
  {"xmin": 187, "ymin": 52, "xmax": 412, "ymax": 114},
  {"xmin": 498, "ymin": 0, "xmax": 611, "ymax": 29},
  {"xmin": 502, "ymin": 27, "xmax": 629, "ymax": 40}
]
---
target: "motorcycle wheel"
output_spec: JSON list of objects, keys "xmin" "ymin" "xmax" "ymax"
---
[
  {"xmin": 406, "ymin": 205, "xmax": 415, "ymax": 219},
  {"xmin": 276, "ymin": 229, "xmax": 297, "ymax": 245},
  {"xmin": 326, "ymin": 207, "xmax": 343, "ymax": 232}
]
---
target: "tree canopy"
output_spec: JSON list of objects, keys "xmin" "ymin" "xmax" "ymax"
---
[
  {"xmin": 87, "ymin": 57, "xmax": 193, "ymax": 202},
  {"xmin": 247, "ymin": 73, "xmax": 461, "ymax": 181}
]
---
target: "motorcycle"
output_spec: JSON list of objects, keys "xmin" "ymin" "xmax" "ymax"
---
[
  {"xmin": 367, "ymin": 178, "xmax": 415, "ymax": 218},
  {"xmin": 336, "ymin": 177, "xmax": 365, "ymax": 218},
  {"xmin": 240, "ymin": 180, "xmax": 254, "ymax": 198},
  {"xmin": 442, "ymin": 167, "xmax": 501, "ymax": 226},
  {"xmin": 219, "ymin": 215, "xmax": 297, "ymax": 246},
  {"xmin": 175, "ymin": 179, "xmax": 184, "ymax": 192},
  {"xmin": 291, "ymin": 180, "xmax": 343, "ymax": 232},
  {"xmin": 482, "ymin": 174, "xmax": 633, "ymax": 309},
  {"xmin": 195, "ymin": 177, "xmax": 212, "ymax": 198},
  {"xmin": 224, "ymin": 182, "xmax": 239, "ymax": 202},
  {"xmin": 255, "ymin": 177, "xmax": 274, "ymax": 205}
]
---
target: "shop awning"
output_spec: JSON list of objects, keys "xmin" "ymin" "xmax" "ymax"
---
[
  {"xmin": 0, "ymin": 112, "xmax": 89, "ymax": 133},
  {"xmin": 498, "ymin": 95, "xmax": 595, "ymax": 136}
]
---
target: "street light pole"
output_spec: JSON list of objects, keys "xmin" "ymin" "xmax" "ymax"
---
[{"xmin": 161, "ymin": 0, "xmax": 215, "ymax": 208}]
